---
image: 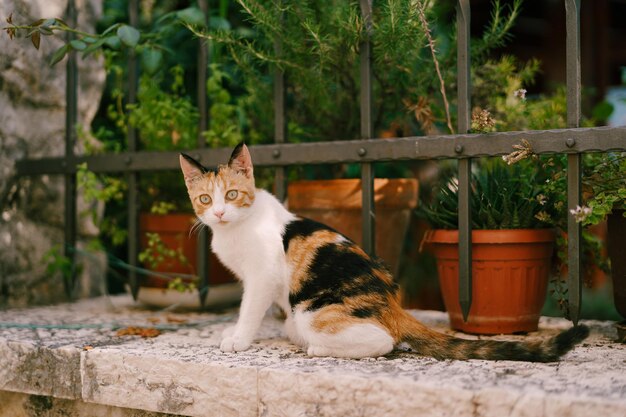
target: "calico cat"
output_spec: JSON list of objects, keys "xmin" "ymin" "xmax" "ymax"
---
[{"xmin": 179, "ymin": 143, "xmax": 589, "ymax": 361}]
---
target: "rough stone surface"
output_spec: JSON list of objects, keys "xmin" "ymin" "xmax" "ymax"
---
[
  {"xmin": 0, "ymin": 340, "xmax": 81, "ymax": 399},
  {"xmin": 0, "ymin": 0, "xmax": 106, "ymax": 307},
  {"xmin": 0, "ymin": 296, "xmax": 624, "ymax": 417},
  {"xmin": 0, "ymin": 391, "xmax": 179, "ymax": 417}
]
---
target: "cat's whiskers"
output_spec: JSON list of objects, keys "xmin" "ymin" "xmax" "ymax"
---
[{"xmin": 189, "ymin": 218, "xmax": 206, "ymax": 237}]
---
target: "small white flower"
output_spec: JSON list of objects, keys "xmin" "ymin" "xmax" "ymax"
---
[
  {"xmin": 514, "ymin": 88, "xmax": 527, "ymax": 100},
  {"xmin": 536, "ymin": 194, "xmax": 548, "ymax": 206},
  {"xmin": 535, "ymin": 211, "xmax": 551, "ymax": 222},
  {"xmin": 569, "ymin": 205, "xmax": 592, "ymax": 223}
]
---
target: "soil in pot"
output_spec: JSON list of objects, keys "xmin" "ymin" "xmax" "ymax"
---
[{"xmin": 424, "ymin": 228, "xmax": 555, "ymax": 335}]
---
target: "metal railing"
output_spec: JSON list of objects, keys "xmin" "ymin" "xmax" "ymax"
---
[{"xmin": 15, "ymin": 0, "xmax": 626, "ymax": 324}]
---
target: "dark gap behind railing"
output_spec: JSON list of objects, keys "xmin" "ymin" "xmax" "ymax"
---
[
  {"xmin": 64, "ymin": 0, "xmax": 78, "ymax": 296},
  {"xmin": 14, "ymin": 0, "xmax": 626, "ymax": 324}
]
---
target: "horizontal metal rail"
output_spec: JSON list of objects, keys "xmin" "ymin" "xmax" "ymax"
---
[{"xmin": 16, "ymin": 126, "xmax": 626, "ymax": 175}]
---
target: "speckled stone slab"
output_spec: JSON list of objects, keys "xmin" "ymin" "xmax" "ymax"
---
[{"xmin": 0, "ymin": 295, "xmax": 624, "ymax": 417}]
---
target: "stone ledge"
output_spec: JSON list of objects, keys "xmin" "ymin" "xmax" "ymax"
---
[{"xmin": 0, "ymin": 295, "xmax": 625, "ymax": 417}]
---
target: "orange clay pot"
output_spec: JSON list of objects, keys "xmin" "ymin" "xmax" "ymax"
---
[
  {"xmin": 287, "ymin": 178, "xmax": 418, "ymax": 276},
  {"xmin": 423, "ymin": 228, "xmax": 555, "ymax": 335},
  {"xmin": 139, "ymin": 213, "xmax": 235, "ymax": 288}
]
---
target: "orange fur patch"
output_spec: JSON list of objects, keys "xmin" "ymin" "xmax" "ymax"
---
[
  {"xmin": 185, "ymin": 166, "xmax": 255, "ymax": 218},
  {"xmin": 286, "ymin": 229, "xmax": 343, "ymax": 295},
  {"xmin": 217, "ymin": 166, "xmax": 255, "ymax": 208},
  {"xmin": 310, "ymin": 304, "xmax": 364, "ymax": 334},
  {"xmin": 310, "ymin": 292, "xmax": 393, "ymax": 335}
]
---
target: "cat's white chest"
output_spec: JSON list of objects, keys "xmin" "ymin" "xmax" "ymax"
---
[
  {"xmin": 211, "ymin": 228, "xmax": 264, "ymax": 278},
  {"xmin": 208, "ymin": 190, "xmax": 294, "ymax": 286}
]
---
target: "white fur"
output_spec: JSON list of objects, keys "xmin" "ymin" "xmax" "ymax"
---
[
  {"xmin": 293, "ymin": 309, "xmax": 394, "ymax": 358},
  {"xmin": 204, "ymin": 189, "xmax": 294, "ymax": 352}
]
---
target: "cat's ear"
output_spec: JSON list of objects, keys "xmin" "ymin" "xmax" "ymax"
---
[
  {"xmin": 228, "ymin": 142, "xmax": 253, "ymax": 178},
  {"xmin": 180, "ymin": 153, "xmax": 207, "ymax": 185}
]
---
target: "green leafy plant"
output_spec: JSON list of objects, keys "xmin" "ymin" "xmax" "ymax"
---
[
  {"xmin": 138, "ymin": 232, "xmax": 188, "ymax": 269},
  {"xmin": 42, "ymin": 245, "xmax": 81, "ymax": 287},
  {"xmin": 127, "ymin": 66, "xmax": 200, "ymax": 151},
  {"xmin": 167, "ymin": 276, "xmax": 197, "ymax": 293},
  {"xmin": 76, "ymin": 162, "xmax": 128, "ymax": 247},
  {"xmin": 419, "ymin": 158, "xmax": 554, "ymax": 230},
  {"xmin": 137, "ymin": 232, "xmax": 198, "ymax": 293},
  {"xmin": 2, "ymin": 4, "xmax": 209, "ymax": 65},
  {"xmin": 188, "ymin": 0, "xmax": 523, "ymax": 161},
  {"xmin": 203, "ymin": 64, "xmax": 248, "ymax": 148},
  {"xmin": 578, "ymin": 152, "xmax": 626, "ymax": 226}
]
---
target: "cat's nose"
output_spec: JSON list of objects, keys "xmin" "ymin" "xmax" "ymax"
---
[{"xmin": 214, "ymin": 209, "xmax": 225, "ymax": 219}]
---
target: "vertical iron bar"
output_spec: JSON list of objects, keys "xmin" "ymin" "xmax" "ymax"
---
[
  {"xmin": 565, "ymin": 0, "xmax": 582, "ymax": 325},
  {"xmin": 274, "ymin": 2, "xmax": 287, "ymax": 202},
  {"xmin": 64, "ymin": 0, "xmax": 78, "ymax": 299},
  {"xmin": 197, "ymin": 0, "xmax": 210, "ymax": 307},
  {"xmin": 197, "ymin": 0, "xmax": 209, "ymax": 137},
  {"xmin": 127, "ymin": 0, "xmax": 140, "ymax": 300},
  {"xmin": 457, "ymin": 0, "xmax": 472, "ymax": 322},
  {"xmin": 359, "ymin": 0, "xmax": 375, "ymax": 256}
]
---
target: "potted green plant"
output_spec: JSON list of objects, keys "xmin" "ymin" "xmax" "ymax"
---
[
  {"xmin": 420, "ymin": 158, "xmax": 558, "ymax": 334},
  {"xmin": 120, "ymin": 61, "xmax": 259, "ymax": 307},
  {"xmin": 125, "ymin": 64, "xmax": 240, "ymax": 298},
  {"xmin": 73, "ymin": 64, "xmax": 243, "ymax": 307}
]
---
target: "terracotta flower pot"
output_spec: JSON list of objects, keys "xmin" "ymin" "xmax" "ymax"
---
[
  {"xmin": 137, "ymin": 213, "xmax": 239, "ymax": 308},
  {"xmin": 424, "ymin": 228, "xmax": 555, "ymax": 334},
  {"xmin": 287, "ymin": 178, "xmax": 418, "ymax": 275},
  {"xmin": 140, "ymin": 213, "xmax": 235, "ymax": 287}
]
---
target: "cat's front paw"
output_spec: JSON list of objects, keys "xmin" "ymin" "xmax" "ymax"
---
[{"xmin": 220, "ymin": 336, "xmax": 251, "ymax": 352}]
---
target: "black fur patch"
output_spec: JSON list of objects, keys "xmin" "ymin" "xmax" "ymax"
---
[
  {"xmin": 228, "ymin": 142, "xmax": 245, "ymax": 166},
  {"xmin": 488, "ymin": 341, "xmax": 545, "ymax": 362},
  {"xmin": 460, "ymin": 325, "xmax": 589, "ymax": 362},
  {"xmin": 282, "ymin": 218, "xmax": 341, "ymax": 252},
  {"xmin": 553, "ymin": 324, "xmax": 589, "ymax": 356},
  {"xmin": 351, "ymin": 306, "xmax": 378, "ymax": 318},
  {"xmin": 180, "ymin": 153, "xmax": 209, "ymax": 174},
  {"xmin": 289, "ymin": 243, "xmax": 396, "ymax": 311}
]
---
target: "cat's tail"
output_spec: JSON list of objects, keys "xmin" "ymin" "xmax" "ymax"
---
[{"xmin": 395, "ymin": 310, "xmax": 589, "ymax": 362}]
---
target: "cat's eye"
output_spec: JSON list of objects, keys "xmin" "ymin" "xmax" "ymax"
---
[
  {"xmin": 199, "ymin": 194, "xmax": 211, "ymax": 205},
  {"xmin": 225, "ymin": 190, "xmax": 238, "ymax": 200}
]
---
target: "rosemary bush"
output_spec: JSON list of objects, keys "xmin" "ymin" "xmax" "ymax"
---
[{"xmin": 190, "ymin": 0, "xmax": 523, "ymax": 142}]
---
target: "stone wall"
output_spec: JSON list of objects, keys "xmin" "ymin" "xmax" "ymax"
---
[
  {"xmin": 0, "ymin": 0, "xmax": 106, "ymax": 307},
  {"xmin": 0, "ymin": 391, "xmax": 175, "ymax": 417}
]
